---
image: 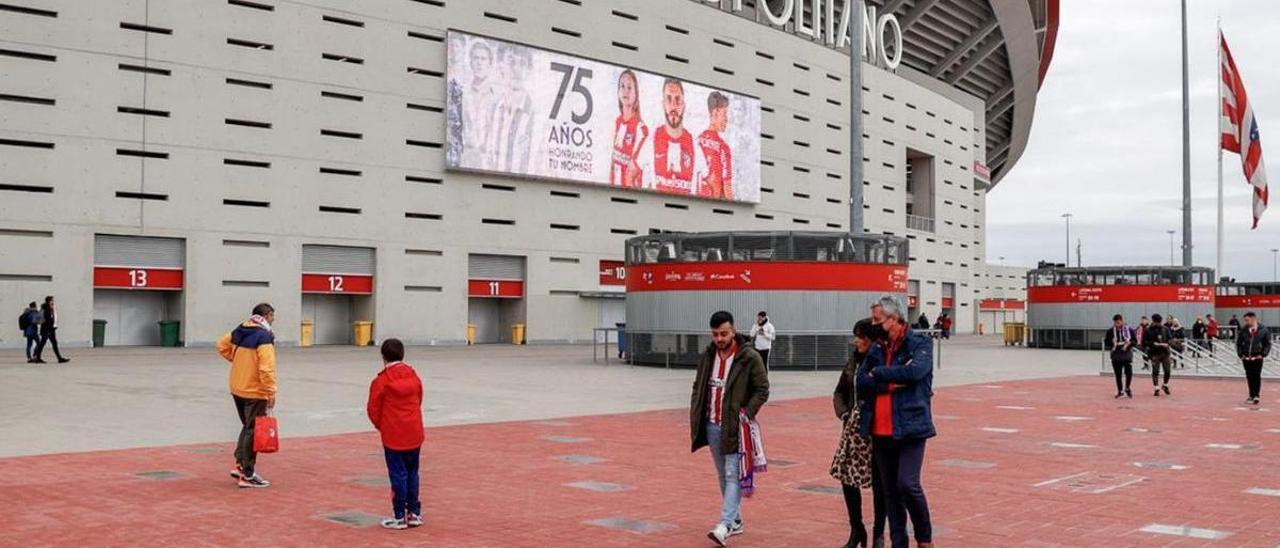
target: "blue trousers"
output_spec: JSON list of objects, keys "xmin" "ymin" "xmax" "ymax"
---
[
  {"xmin": 873, "ymin": 437, "xmax": 931, "ymax": 548},
  {"xmin": 383, "ymin": 447, "xmax": 421, "ymax": 519},
  {"xmin": 705, "ymin": 422, "xmax": 742, "ymax": 528},
  {"xmin": 25, "ymin": 335, "xmax": 39, "ymax": 360}
]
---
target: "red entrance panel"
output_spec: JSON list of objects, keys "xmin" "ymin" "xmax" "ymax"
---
[
  {"xmin": 301, "ymin": 274, "xmax": 374, "ymax": 294},
  {"xmin": 1029, "ymin": 285, "xmax": 1214, "ymax": 304},
  {"xmin": 93, "ymin": 267, "xmax": 184, "ymax": 290},
  {"xmin": 941, "ymin": 297, "xmax": 955, "ymax": 309},
  {"xmin": 469, "ymin": 279, "xmax": 524, "ymax": 298},
  {"xmin": 979, "ymin": 299, "xmax": 1026, "ymax": 310},
  {"xmin": 626, "ymin": 262, "xmax": 908, "ymax": 292},
  {"xmin": 598, "ymin": 260, "xmax": 626, "ymax": 286},
  {"xmin": 908, "ymin": 295, "xmax": 919, "ymax": 308},
  {"xmin": 1217, "ymin": 295, "xmax": 1280, "ymax": 308}
]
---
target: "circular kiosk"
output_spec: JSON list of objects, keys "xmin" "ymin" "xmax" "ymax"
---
[
  {"xmin": 1026, "ymin": 265, "xmax": 1215, "ymax": 349},
  {"xmin": 1216, "ymin": 281, "xmax": 1280, "ymax": 328},
  {"xmin": 624, "ymin": 231, "xmax": 908, "ymax": 369}
]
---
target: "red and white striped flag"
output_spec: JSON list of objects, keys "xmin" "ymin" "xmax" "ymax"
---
[{"xmin": 1219, "ymin": 31, "xmax": 1269, "ymax": 229}]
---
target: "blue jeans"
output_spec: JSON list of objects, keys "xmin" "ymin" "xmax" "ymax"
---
[
  {"xmin": 705, "ymin": 422, "xmax": 742, "ymax": 527},
  {"xmin": 384, "ymin": 447, "xmax": 421, "ymax": 519},
  {"xmin": 25, "ymin": 335, "xmax": 39, "ymax": 360}
]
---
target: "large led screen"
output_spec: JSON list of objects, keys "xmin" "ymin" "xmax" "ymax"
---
[{"xmin": 446, "ymin": 31, "xmax": 762, "ymax": 204}]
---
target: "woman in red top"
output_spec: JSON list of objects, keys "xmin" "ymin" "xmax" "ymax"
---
[
  {"xmin": 367, "ymin": 338, "xmax": 425, "ymax": 530},
  {"xmin": 610, "ymin": 70, "xmax": 648, "ymax": 189}
]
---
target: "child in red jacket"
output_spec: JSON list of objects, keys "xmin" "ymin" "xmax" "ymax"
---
[{"xmin": 367, "ymin": 338, "xmax": 425, "ymax": 530}]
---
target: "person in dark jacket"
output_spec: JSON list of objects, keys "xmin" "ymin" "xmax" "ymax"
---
[
  {"xmin": 1236, "ymin": 312, "xmax": 1272, "ymax": 405},
  {"xmin": 1145, "ymin": 314, "xmax": 1173, "ymax": 397},
  {"xmin": 367, "ymin": 338, "xmax": 425, "ymax": 530},
  {"xmin": 856, "ymin": 296, "xmax": 935, "ymax": 548},
  {"xmin": 34, "ymin": 296, "xmax": 69, "ymax": 364},
  {"xmin": 915, "ymin": 314, "xmax": 929, "ymax": 331},
  {"xmin": 1136, "ymin": 316, "xmax": 1150, "ymax": 369},
  {"xmin": 19, "ymin": 302, "xmax": 42, "ymax": 363},
  {"xmin": 1169, "ymin": 318, "xmax": 1187, "ymax": 367},
  {"xmin": 1104, "ymin": 314, "xmax": 1135, "ymax": 398},
  {"xmin": 1191, "ymin": 316, "xmax": 1208, "ymax": 350},
  {"xmin": 832, "ymin": 319, "xmax": 888, "ymax": 548},
  {"xmin": 690, "ymin": 310, "xmax": 769, "ymax": 546}
]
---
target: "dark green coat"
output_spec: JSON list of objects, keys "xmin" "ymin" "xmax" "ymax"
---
[{"xmin": 690, "ymin": 335, "xmax": 770, "ymax": 454}]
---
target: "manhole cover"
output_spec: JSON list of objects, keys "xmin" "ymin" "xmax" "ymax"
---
[
  {"xmin": 1035, "ymin": 471, "xmax": 1145, "ymax": 494},
  {"xmin": 542, "ymin": 436, "xmax": 591, "ymax": 444},
  {"xmin": 939, "ymin": 459, "xmax": 996, "ymax": 469},
  {"xmin": 350, "ymin": 476, "xmax": 389, "ymax": 487},
  {"xmin": 1133, "ymin": 462, "xmax": 1189, "ymax": 470},
  {"xmin": 795, "ymin": 484, "xmax": 842, "ymax": 496},
  {"xmin": 586, "ymin": 517, "xmax": 675, "ymax": 534},
  {"xmin": 320, "ymin": 511, "xmax": 383, "ymax": 528},
  {"xmin": 556, "ymin": 454, "xmax": 607, "ymax": 465},
  {"xmin": 133, "ymin": 470, "xmax": 186, "ymax": 481},
  {"xmin": 565, "ymin": 481, "xmax": 631, "ymax": 493}
]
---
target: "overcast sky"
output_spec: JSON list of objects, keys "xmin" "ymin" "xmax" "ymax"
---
[{"xmin": 987, "ymin": 0, "xmax": 1280, "ymax": 282}]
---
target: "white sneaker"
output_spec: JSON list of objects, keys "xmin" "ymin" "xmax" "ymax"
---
[
  {"xmin": 381, "ymin": 517, "xmax": 408, "ymax": 530},
  {"xmin": 729, "ymin": 520, "xmax": 744, "ymax": 536},
  {"xmin": 707, "ymin": 523, "xmax": 729, "ymax": 546},
  {"xmin": 406, "ymin": 513, "xmax": 423, "ymax": 527}
]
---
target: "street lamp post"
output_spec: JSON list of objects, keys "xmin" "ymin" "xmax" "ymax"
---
[
  {"xmin": 1167, "ymin": 230, "xmax": 1176, "ymax": 266},
  {"xmin": 1061, "ymin": 213, "xmax": 1072, "ymax": 266},
  {"xmin": 1272, "ymin": 248, "xmax": 1278, "ymax": 280}
]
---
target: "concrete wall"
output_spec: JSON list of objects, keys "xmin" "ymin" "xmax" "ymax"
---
[{"xmin": 0, "ymin": 0, "xmax": 996, "ymax": 347}]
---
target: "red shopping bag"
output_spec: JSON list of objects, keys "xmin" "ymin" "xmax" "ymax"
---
[{"xmin": 254, "ymin": 414, "xmax": 279, "ymax": 453}]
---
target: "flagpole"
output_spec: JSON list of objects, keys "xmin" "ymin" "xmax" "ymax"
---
[
  {"xmin": 1216, "ymin": 19, "xmax": 1225, "ymax": 280},
  {"xmin": 1181, "ymin": 0, "xmax": 1193, "ymax": 267}
]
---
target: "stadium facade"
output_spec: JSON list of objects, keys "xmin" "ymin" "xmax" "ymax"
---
[{"xmin": 0, "ymin": 0, "xmax": 1055, "ymax": 347}]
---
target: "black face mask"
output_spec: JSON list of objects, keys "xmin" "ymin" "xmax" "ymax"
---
[{"xmin": 867, "ymin": 323, "xmax": 890, "ymax": 342}]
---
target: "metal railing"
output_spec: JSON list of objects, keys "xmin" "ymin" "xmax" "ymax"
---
[
  {"xmin": 1099, "ymin": 339, "xmax": 1280, "ymax": 378},
  {"xmin": 905, "ymin": 214, "xmax": 935, "ymax": 233}
]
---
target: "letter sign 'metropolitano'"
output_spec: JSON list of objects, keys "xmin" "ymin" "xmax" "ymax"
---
[{"xmin": 700, "ymin": 0, "xmax": 904, "ymax": 70}]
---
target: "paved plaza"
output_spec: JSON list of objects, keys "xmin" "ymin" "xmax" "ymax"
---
[{"xmin": 1, "ymin": 338, "xmax": 1278, "ymax": 546}]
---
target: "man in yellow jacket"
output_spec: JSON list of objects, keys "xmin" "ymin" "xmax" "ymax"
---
[{"xmin": 216, "ymin": 303, "xmax": 278, "ymax": 488}]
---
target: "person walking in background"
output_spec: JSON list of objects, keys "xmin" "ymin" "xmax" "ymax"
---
[
  {"xmin": 832, "ymin": 319, "xmax": 887, "ymax": 548},
  {"xmin": 857, "ymin": 296, "xmax": 935, "ymax": 548},
  {"xmin": 749, "ymin": 311, "xmax": 775, "ymax": 370},
  {"xmin": 1192, "ymin": 316, "xmax": 1207, "ymax": 352},
  {"xmin": 1207, "ymin": 314, "xmax": 1220, "ymax": 355},
  {"xmin": 216, "ymin": 303, "xmax": 277, "ymax": 489},
  {"xmin": 1229, "ymin": 314, "xmax": 1241, "ymax": 329},
  {"xmin": 1236, "ymin": 312, "xmax": 1272, "ymax": 405},
  {"xmin": 1136, "ymin": 316, "xmax": 1150, "ymax": 370},
  {"xmin": 1169, "ymin": 318, "xmax": 1187, "ymax": 368},
  {"xmin": 1105, "ymin": 314, "xmax": 1135, "ymax": 399},
  {"xmin": 34, "ymin": 296, "xmax": 69, "ymax": 364},
  {"xmin": 939, "ymin": 314, "xmax": 952, "ymax": 340},
  {"xmin": 1144, "ymin": 314, "xmax": 1173, "ymax": 397},
  {"xmin": 367, "ymin": 338, "xmax": 426, "ymax": 531},
  {"xmin": 18, "ymin": 302, "xmax": 42, "ymax": 364},
  {"xmin": 690, "ymin": 310, "xmax": 770, "ymax": 546},
  {"xmin": 915, "ymin": 314, "xmax": 929, "ymax": 331}
]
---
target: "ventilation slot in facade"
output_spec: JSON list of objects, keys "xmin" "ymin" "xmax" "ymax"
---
[
  {"xmin": 226, "ymin": 77, "xmax": 272, "ymax": 89},
  {"xmin": 227, "ymin": 38, "xmax": 273, "ymax": 50},
  {"xmin": 116, "ymin": 191, "xmax": 168, "ymax": 201},
  {"xmin": 119, "ymin": 64, "xmax": 170, "ymax": 76},
  {"xmin": 224, "ymin": 199, "xmax": 269, "ymax": 208},
  {"xmin": 1, "ymin": 93, "xmax": 55, "ymax": 106},
  {"xmin": 323, "ymin": 53, "xmax": 363, "ymax": 64},
  {"xmin": 321, "ymin": 90, "xmax": 363, "ymax": 102},
  {"xmin": 0, "ymin": 3, "xmax": 57, "ymax": 17},
  {"xmin": 319, "ymin": 167, "xmax": 362, "ymax": 177},
  {"xmin": 319, "ymin": 206, "xmax": 360, "ymax": 214},
  {"xmin": 116, "ymin": 148, "xmax": 168, "ymax": 159},
  {"xmin": 120, "ymin": 22, "xmax": 172, "ymax": 34}
]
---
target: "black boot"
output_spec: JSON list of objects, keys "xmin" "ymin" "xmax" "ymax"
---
[{"xmin": 842, "ymin": 523, "xmax": 868, "ymax": 548}]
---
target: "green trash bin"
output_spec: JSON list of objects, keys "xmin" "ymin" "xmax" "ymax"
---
[
  {"xmin": 158, "ymin": 320, "xmax": 181, "ymax": 347},
  {"xmin": 92, "ymin": 319, "xmax": 107, "ymax": 348}
]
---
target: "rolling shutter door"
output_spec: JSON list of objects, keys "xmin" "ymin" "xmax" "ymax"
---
[
  {"xmin": 468, "ymin": 254, "xmax": 525, "ymax": 280},
  {"xmin": 94, "ymin": 235, "xmax": 185, "ymax": 268},
  {"xmin": 302, "ymin": 245, "xmax": 375, "ymax": 275}
]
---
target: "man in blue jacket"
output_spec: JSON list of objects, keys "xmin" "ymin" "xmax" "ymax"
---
[
  {"xmin": 19, "ymin": 302, "xmax": 41, "ymax": 363},
  {"xmin": 857, "ymin": 296, "xmax": 934, "ymax": 548}
]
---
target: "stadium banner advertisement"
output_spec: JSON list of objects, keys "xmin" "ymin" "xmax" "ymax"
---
[{"xmin": 445, "ymin": 30, "xmax": 762, "ymax": 204}]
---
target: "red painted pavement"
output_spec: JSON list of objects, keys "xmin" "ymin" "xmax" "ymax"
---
[{"xmin": 1, "ymin": 376, "xmax": 1278, "ymax": 547}]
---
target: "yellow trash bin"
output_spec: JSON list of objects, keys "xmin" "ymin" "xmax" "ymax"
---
[
  {"xmin": 511, "ymin": 323, "xmax": 525, "ymax": 345},
  {"xmin": 353, "ymin": 321, "xmax": 374, "ymax": 346},
  {"xmin": 300, "ymin": 320, "xmax": 314, "ymax": 347},
  {"xmin": 466, "ymin": 323, "xmax": 476, "ymax": 346}
]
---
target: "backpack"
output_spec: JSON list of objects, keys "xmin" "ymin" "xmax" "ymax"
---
[{"xmin": 18, "ymin": 310, "xmax": 30, "ymax": 331}]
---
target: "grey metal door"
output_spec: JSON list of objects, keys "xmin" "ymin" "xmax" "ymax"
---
[
  {"xmin": 468, "ymin": 299, "xmax": 501, "ymax": 344},
  {"xmin": 302, "ymin": 294, "xmax": 353, "ymax": 345},
  {"xmin": 93, "ymin": 289, "xmax": 166, "ymax": 346}
]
